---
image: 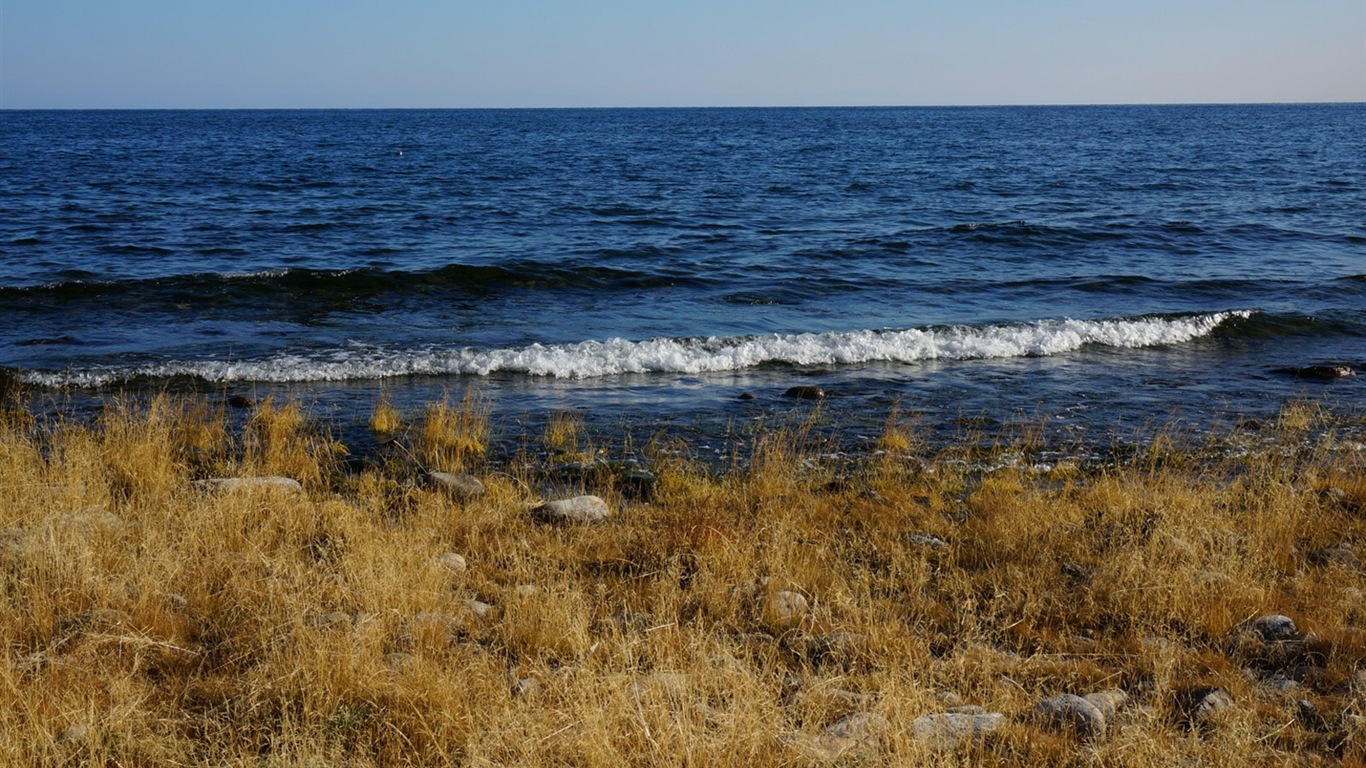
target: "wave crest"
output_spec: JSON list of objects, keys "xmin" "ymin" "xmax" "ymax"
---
[{"xmin": 20, "ymin": 311, "xmax": 1251, "ymax": 388}]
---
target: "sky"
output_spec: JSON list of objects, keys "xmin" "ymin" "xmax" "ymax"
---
[{"xmin": 2, "ymin": 0, "xmax": 1363, "ymax": 109}]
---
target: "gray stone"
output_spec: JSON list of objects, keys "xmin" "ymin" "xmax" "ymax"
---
[
  {"xmin": 433, "ymin": 552, "xmax": 468, "ymax": 574},
  {"xmin": 911, "ymin": 711, "xmax": 1006, "ymax": 749},
  {"xmin": 762, "ymin": 590, "xmax": 809, "ymax": 628},
  {"xmin": 1249, "ymin": 614, "xmax": 1300, "ymax": 643},
  {"xmin": 1032, "ymin": 694, "xmax": 1106, "ymax": 739},
  {"xmin": 908, "ymin": 533, "xmax": 949, "ymax": 548},
  {"xmin": 513, "ymin": 676, "xmax": 542, "ymax": 699},
  {"xmin": 1083, "ymin": 689, "xmax": 1129, "ymax": 722},
  {"xmin": 1180, "ymin": 687, "xmax": 1233, "ymax": 727},
  {"xmin": 463, "ymin": 599, "xmax": 493, "ymax": 620},
  {"xmin": 531, "ymin": 495, "xmax": 612, "ymax": 524},
  {"xmin": 304, "ymin": 611, "xmax": 351, "ymax": 629},
  {"xmin": 55, "ymin": 508, "xmax": 123, "ymax": 532},
  {"xmin": 1308, "ymin": 542, "xmax": 1361, "ymax": 569},
  {"xmin": 194, "ymin": 476, "xmax": 302, "ymax": 493},
  {"xmin": 426, "ymin": 472, "xmax": 485, "ymax": 501},
  {"xmin": 783, "ymin": 712, "xmax": 888, "ymax": 762}
]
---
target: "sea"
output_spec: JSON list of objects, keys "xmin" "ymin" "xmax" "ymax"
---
[{"xmin": 1, "ymin": 106, "xmax": 1363, "ymax": 461}]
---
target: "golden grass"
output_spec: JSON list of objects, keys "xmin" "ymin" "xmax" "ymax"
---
[{"xmin": 0, "ymin": 394, "xmax": 1363, "ymax": 766}]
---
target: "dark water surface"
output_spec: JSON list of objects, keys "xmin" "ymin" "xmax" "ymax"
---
[{"xmin": 2, "ymin": 106, "xmax": 1362, "ymax": 455}]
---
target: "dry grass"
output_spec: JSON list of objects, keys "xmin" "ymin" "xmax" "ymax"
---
[{"xmin": 1, "ymin": 394, "xmax": 1363, "ymax": 766}]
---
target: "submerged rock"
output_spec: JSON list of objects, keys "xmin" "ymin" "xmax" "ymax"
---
[
  {"xmin": 1272, "ymin": 364, "xmax": 1355, "ymax": 379},
  {"xmin": 531, "ymin": 495, "xmax": 612, "ymax": 524},
  {"xmin": 784, "ymin": 385, "xmax": 826, "ymax": 400}
]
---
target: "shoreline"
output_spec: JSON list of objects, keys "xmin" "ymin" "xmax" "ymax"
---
[{"xmin": 1, "ymin": 394, "xmax": 1363, "ymax": 764}]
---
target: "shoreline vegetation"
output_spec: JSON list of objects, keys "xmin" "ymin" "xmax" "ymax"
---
[{"xmin": 2, "ymin": 393, "xmax": 1364, "ymax": 766}]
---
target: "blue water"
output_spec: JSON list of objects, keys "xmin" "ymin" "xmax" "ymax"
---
[{"xmin": 2, "ymin": 106, "xmax": 1363, "ymax": 452}]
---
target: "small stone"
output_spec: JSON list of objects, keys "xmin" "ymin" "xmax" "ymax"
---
[
  {"xmin": 1307, "ymin": 542, "xmax": 1361, "ymax": 570},
  {"xmin": 795, "ymin": 632, "xmax": 871, "ymax": 665},
  {"xmin": 514, "ymin": 584, "xmax": 539, "ymax": 598},
  {"xmin": 1032, "ymin": 694, "xmax": 1106, "ymax": 739},
  {"xmin": 54, "ymin": 508, "xmax": 123, "ymax": 532},
  {"xmin": 822, "ymin": 711, "xmax": 889, "ymax": 741},
  {"xmin": 1083, "ymin": 689, "xmax": 1130, "ymax": 722},
  {"xmin": 762, "ymin": 590, "xmax": 809, "ymax": 628},
  {"xmin": 1178, "ymin": 687, "xmax": 1233, "ymax": 727},
  {"xmin": 463, "ymin": 599, "xmax": 493, "ymax": 620},
  {"xmin": 911, "ymin": 711, "xmax": 1006, "ymax": 749},
  {"xmin": 784, "ymin": 385, "xmax": 826, "ymax": 400},
  {"xmin": 433, "ymin": 552, "xmax": 468, "ymax": 574},
  {"xmin": 426, "ymin": 472, "xmax": 485, "ymax": 501},
  {"xmin": 304, "ymin": 611, "xmax": 351, "ymax": 629},
  {"xmin": 226, "ymin": 395, "xmax": 256, "ymax": 408},
  {"xmin": 530, "ymin": 495, "xmax": 612, "ymax": 524},
  {"xmin": 59, "ymin": 724, "xmax": 92, "ymax": 744},
  {"xmin": 383, "ymin": 652, "xmax": 413, "ymax": 669},
  {"xmin": 194, "ymin": 476, "xmax": 302, "ymax": 493},
  {"xmin": 513, "ymin": 676, "xmax": 542, "ymax": 699},
  {"xmin": 908, "ymin": 533, "xmax": 949, "ymax": 548},
  {"xmin": 1249, "ymin": 614, "xmax": 1300, "ymax": 643},
  {"xmin": 935, "ymin": 691, "xmax": 964, "ymax": 707}
]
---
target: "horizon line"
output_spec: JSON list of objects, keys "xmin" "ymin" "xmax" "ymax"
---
[{"xmin": 4, "ymin": 100, "xmax": 1365, "ymax": 112}]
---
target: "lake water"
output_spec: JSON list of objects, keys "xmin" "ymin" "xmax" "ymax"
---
[{"xmin": 2, "ymin": 106, "xmax": 1362, "ymax": 457}]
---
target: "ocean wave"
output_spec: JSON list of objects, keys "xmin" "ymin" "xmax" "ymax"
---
[{"xmin": 20, "ymin": 311, "xmax": 1252, "ymax": 388}]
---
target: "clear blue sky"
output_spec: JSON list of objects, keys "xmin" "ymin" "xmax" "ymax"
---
[{"xmin": 3, "ymin": 0, "xmax": 1363, "ymax": 108}]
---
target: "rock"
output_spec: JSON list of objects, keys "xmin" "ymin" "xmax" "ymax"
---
[
  {"xmin": 784, "ymin": 712, "xmax": 888, "ymax": 762},
  {"xmin": 784, "ymin": 385, "xmax": 826, "ymax": 400},
  {"xmin": 1307, "ymin": 542, "xmax": 1361, "ymax": 570},
  {"xmin": 737, "ymin": 392, "xmax": 755, "ymax": 401},
  {"xmin": 1083, "ymin": 689, "xmax": 1130, "ymax": 723},
  {"xmin": 61, "ymin": 608, "xmax": 131, "ymax": 632},
  {"xmin": 433, "ymin": 552, "xmax": 468, "ymax": 574},
  {"xmin": 793, "ymin": 632, "xmax": 871, "ymax": 665},
  {"xmin": 512, "ymin": 676, "xmax": 542, "ymax": 699},
  {"xmin": 225, "ymin": 394, "xmax": 256, "ymax": 409},
  {"xmin": 383, "ymin": 652, "xmax": 413, "ymax": 669},
  {"xmin": 54, "ymin": 508, "xmax": 123, "ymax": 532},
  {"xmin": 1032, "ymin": 694, "xmax": 1106, "ymax": 739},
  {"xmin": 762, "ymin": 590, "xmax": 809, "ymax": 629},
  {"xmin": 463, "ymin": 599, "xmax": 493, "ymax": 620},
  {"xmin": 59, "ymin": 724, "xmax": 93, "ymax": 744},
  {"xmin": 303, "ymin": 611, "xmax": 351, "ymax": 629},
  {"xmin": 908, "ymin": 533, "xmax": 949, "ymax": 549},
  {"xmin": 1177, "ymin": 687, "xmax": 1233, "ymax": 728},
  {"xmin": 513, "ymin": 584, "xmax": 539, "ymax": 598},
  {"xmin": 194, "ymin": 476, "xmax": 302, "ymax": 493},
  {"xmin": 426, "ymin": 472, "xmax": 485, "ymax": 501},
  {"xmin": 1273, "ymin": 365, "xmax": 1355, "ymax": 379},
  {"xmin": 1249, "ymin": 614, "xmax": 1301, "ymax": 643},
  {"xmin": 911, "ymin": 711, "xmax": 1006, "ymax": 749},
  {"xmin": 1295, "ymin": 699, "xmax": 1330, "ymax": 732},
  {"xmin": 531, "ymin": 495, "xmax": 612, "ymax": 524}
]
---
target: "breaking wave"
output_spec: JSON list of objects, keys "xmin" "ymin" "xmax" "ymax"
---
[{"xmin": 20, "ymin": 311, "xmax": 1253, "ymax": 388}]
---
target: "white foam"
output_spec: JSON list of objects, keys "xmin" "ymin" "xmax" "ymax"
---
[{"xmin": 21, "ymin": 311, "xmax": 1251, "ymax": 387}]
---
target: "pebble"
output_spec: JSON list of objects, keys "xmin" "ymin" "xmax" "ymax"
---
[
  {"xmin": 1032, "ymin": 693, "xmax": 1106, "ymax": 739},
  {"xmin": 426, "ymin": 471, "xmax": 486, "ymax": 501},
  {"xmin": 193, "ymin": 476, "xmax": 302, "ymax": 493},
  {"xmin": 530, "ymin": 495, "xmax": 613, "ymax": 524},
  {"xmin": 907, "ymin": 533, "xmax": 949, "ymax": 549}
]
